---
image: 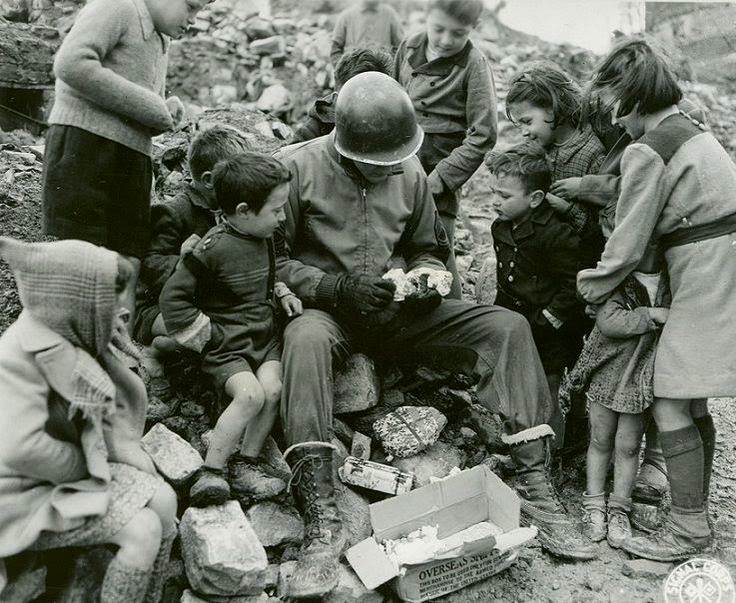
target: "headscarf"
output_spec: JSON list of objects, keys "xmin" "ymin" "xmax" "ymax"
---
[{"xmin": 0, "ymin": 237, "xmax": 121, "ymax": 422}]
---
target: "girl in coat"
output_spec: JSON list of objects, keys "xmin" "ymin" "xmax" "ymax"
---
[
  {"xmin": 0, "ymin": 237, "xmax": 177, "ymax": 602},
  {"xmin": 577, "ymin": 36, "xmax": 736, "ymax": 561}
]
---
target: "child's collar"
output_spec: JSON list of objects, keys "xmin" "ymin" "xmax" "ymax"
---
[
  {"xmin": 131, "ymin": 0, "xmax": 156, "ymax": 40},
  {"xmin": 406, "ymin": 32, "xmax": 472, "ymax": 74}
]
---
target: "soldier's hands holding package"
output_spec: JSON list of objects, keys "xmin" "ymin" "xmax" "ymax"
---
[
  {"xmin": 339, "ymin": 274, "xmax": 396, "ymax": 315},
  {"xmin": 550, "ymin": 177, "xmax": 582, "ymax": 200}
]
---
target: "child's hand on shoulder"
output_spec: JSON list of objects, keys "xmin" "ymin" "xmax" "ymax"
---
[
  {"xmin": 545, "ymin": 192, "xmax": 572, "ymax": 213},
  {"xmin": 180, "ymin": 233, "xmax": 201, "ymax": 256},
  {"xmin": 648, "ymin": 307, "xmax": 669, "ymax": 325},
  {"xmin": 427, "ymin": 171, "xmax": 445, "ymax": 197},
  {"xmin": 165, "ymin": 96, "xmax": 186, "ymax": 129},
  {"xmin": 281, "ymin": 294, "xmax": 303, "ymax": 318},
  {"xmin": 550, "ymin": 177, "xmax": 582, "ymax": 200}
]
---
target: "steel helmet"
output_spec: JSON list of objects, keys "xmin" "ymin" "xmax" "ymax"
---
[{"xmin": 334, "ymin": 71, "xmax": 424, "ymax": 166}]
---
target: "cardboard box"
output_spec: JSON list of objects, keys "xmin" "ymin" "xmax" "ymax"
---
[{"xmin": 346, "ymin": 465, "xmax": 537, "ymax": 602}]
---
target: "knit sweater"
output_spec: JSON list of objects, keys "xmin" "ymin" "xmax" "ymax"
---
[{"xmin": 49, "ymin": 0, "xmax": 173, "ymax": 156}]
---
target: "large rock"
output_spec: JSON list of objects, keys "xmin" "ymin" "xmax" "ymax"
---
[
  {"xmin": 325, "ymin": 564, "xmax": 384, "ymax": 603},
  {"xmin": 392, "ymin": 441, "xmax": 466, "ymax": 488},
  {"xmin": 180, "ymin": 502, "xmax": 268, "ymax": 597},
  {"xmin": 256, "ymin": 83, "xmax": 291, "ymax": 114},
  {"xmin": 335, "ymin": 481, "xmax": 372, "ymax": 548},
  {"xmin": 334, "ymin": 354, "xmax": 381, "ymax": 415},
  {"xmin": 0, "ymin": 566, "xmax": 46, "ymax": 603},
  {"xmin": 0, "ymin": 20, "xmax": 58, "ymax": 87},
  {"xmin": 249, "ymin": 35, "xmax": 285, "ymax": 56},
  {"xmin": 141, "ymin": 423, "xmax": 204, "ymax": 487},
  {"xmin": 245, "ymin": 502, "xmax": 304, "ymax": 548}
]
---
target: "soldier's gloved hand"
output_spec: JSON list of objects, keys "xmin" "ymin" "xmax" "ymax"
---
[
  {"xmin": 338, "ymin": 274, "xmax": 396, "ymax": 315},
  {"xmin": 403, "ymin": 288, "xmax": 442, "ymax": 315}
]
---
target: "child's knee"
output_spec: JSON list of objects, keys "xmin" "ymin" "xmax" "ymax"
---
[
  {"xmin": 147, "ymin": 481, "xmax": 178, "ymax": 532},
  {"xmin": 115, "ymin": 508, "xmax": 162, "ymax": 562},
  {"xmin": 232, "ymin": 384, "xmax": 266, "ymax": 414},
  {"xmin": 261, "ymin": 378, "xmax": 282, "ymax": 408}
]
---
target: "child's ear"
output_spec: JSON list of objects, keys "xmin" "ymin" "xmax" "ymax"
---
[
  {"xmin": 200, "ymin": 171, "xmax": 214, "ymax": 189},
  {"xmin": 529, "ymin": 190, "xmax": 545, "ymax": 209},
  {"xmin": 235, "ymin": 201, "xmax": 251, "ymax": 216}
]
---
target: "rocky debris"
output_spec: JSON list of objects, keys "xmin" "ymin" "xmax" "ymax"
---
[
  {"xmin": 335, "ymin": 480, "xmax": 373, "ymax": 547},
  {"xmin": 141, "ymin": 422, "xmax": 204, "ymax": 488},
  {"xmin": 621, "ymin": 559, "xmax": 673, "ymax": 580},
  {"xmin": 392, "ymin": 441, "xmax": 467, "ymax": 488},
  {"xmin": 245, "ymin": 501, "xmax": 304, "ymax": 548},
  {"xmin": 350, "ymin": 431, "xmax": 371, "ymax": 460},
  {"xmin": 324, "ymin": 564, "xmax": 384, "ymax": 603},
  {"xmin": 276, "ymin": 561, "xmax": 296, "ymax": 599},
  {"xmin": 0, "ymin": 566, "xmax": 46, "ymax": 603},
  {"xmin": 474, "ymin": 255, "xmax": 498, "ymax": 305},
  {"xmin": 373, "ymin": 406, "xmax": 448, "ymax": 459},
  {"xmin": 263, "ymin": 564, "xmax": 280, "ymax": 590},
  {"xmin": 0, "ymin": 20, "xmax": 59, "ymax": 87},
  {"xmin": 56, "ymin": 546, "xmax": 113, "ymax": 603},
  {"xmin": 334, "ymin": 353, "xmax": 381, "ymax": 415},
  {"xmin": 180, "ymin": 501, "xmax": 268, "ymax": 597}
]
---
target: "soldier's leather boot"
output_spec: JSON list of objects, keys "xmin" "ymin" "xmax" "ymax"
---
[
  {"xmin": 284, "ymin": 441, "xmax": 347, "ymax": 599},
  {"xmin": 506, "ymin": 425, "xmax": 598, "ymax": 560}
]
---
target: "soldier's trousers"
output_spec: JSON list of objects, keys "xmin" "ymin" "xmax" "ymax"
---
[{"xmin": 280, "ymin": 300, "xmax": 556, "ymax": 447}]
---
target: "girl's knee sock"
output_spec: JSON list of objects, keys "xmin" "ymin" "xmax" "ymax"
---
[
  {"xmin": 660, "ymin": 425, "xmax": 704, "ymax": 510},
  {"xmin": 144, "ymin": 526, "xmax": 177, "ymax": 603},
  {"xmin": 100, "ymin": 557, "xmax": 151, "ymax": 603},
  {"xmin": 693, "ymin": 415, "xmax": 716, "ymax": 501}
]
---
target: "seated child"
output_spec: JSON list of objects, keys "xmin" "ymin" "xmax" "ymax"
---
[
  {"xmin": 559, "ymin": 249, "xmax": 669, "ymax": 548},
  {"xmin": 134, "ymin": 124, "xmax": 250, "ymax": 353},
  {"xmin": 0, "ymin": 237, "xmax": 177, "ymax": 603},
  {"xmin": 505, "ymin": 61, "xmax": 605, "ymax": 250},
  {"xmin": 291, "ymin": 47, "xmax": 393, "ymax": 144},
  {"xmin": 159, "ymin": 152, "xmax": 302, "ymax": 507},
  {"xmin": 486, "ymin": 142, "xmax": 591, "ymax": 404}
]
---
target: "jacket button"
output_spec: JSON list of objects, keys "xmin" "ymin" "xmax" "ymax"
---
[
  {"xmin": 498, "ymin": 261, "xmax": 503, "ymax": 268},
  {"xmin": 508, "ymin": 275, "xmax": 514, "ymax": 282},
  {"xmin": 513, "ymin": 247, "xmax": 518, "ymax": 252},
  {"xmin": 430, "ymin": 82, "xmax": 435, "ymax": 87},
  {"xmin": 509, "ymin": 261, "xmax": 515, "ymax": 268}
]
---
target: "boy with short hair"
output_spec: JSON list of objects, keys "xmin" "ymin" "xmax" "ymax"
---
[
  {"xmin": 134, "ymin": 124, "xmax": 250, "ymax": 352},
  {"xmin": 394, "ymin": 0, "xmax": 497, "ymax": 298},
  {"xmin": 291, "ymin": 47, "xmax": 393, "ymax": 143},
  {"xmin": 331, "ymin": 0, "xmax": 403, "ymax": 65},
  {"xmin": 42, "ymin": 0, "xmax": 211, "ymax": 320},
  {"xmin": 160, "ymin": 152, "xmax": 302, "ymax": 506},
  {"xmin": 487, "ymin": 143, "xmax": 589, "ymax": 394}
]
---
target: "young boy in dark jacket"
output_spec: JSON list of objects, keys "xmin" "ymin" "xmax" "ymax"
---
[
  {"xmin": 487, "ymin": 143, "xmax": 593, "ymax": 401},
  {"xmin": 134, "ymin": 125, "xmax": 250, "ymax": 352},
  {"xmin": 394, "ymin": 0, "xmax": 497, "ymax": 298}
]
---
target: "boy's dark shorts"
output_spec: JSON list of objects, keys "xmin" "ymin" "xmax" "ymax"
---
[{"xmin": 42, "ymin": 125, "xmax": 153, "ymax": 259}]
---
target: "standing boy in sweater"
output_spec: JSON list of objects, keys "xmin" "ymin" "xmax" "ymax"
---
[
  {"xmin": 331, "ymin": 0, "xmax": 404, "ymax": 66},
  {"xmin": 42, "ymin": 0, "xmax": 211, "ymax": 323},
  {"xmin": 394, "ymin": 0, "xmax": 497, "ymax": 298}
]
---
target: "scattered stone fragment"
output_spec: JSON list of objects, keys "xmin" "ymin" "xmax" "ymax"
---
[
  {"xmin": 373, "ymin": 406, "xmax": 447, "ymax": 459},
  {"xmin": 230, "ymin": 459, "xmax": 287, "ymax": 503},
  {"xmin": 250, "ymin": 35, "xmax": 285, "ymax": 56},
  {"xmin": 245, "ymin": 502, "xmax": 304, "ymax": 548},
  {"xmin": 392, "ymin": 441, "xmax": 466, "ymax": 487},
  {"xmin": 238, "ymin": 436, "xmax": 291, "ymax": 482},
  {"xmin": 350, "ymin": 432, "xmax": 371, "ymax": 460},
  {"xmin": 474, "ymin": 255, "xmax": 497, "ymax": 305},
  {"xmin": 256, "ymin": 83, "xmax": 291, "ymax": 114},
  {"xmin": 277, "ymin": 561, "xmax": 297, "ymax": 599},
  {"xmin": 621, "ymin": 559, "xmax": 673, "ymax": 579},
  {"xmin": 141, "ymin": 423, "xmax": 204, "ymax": 487},
  {"xmin": 482, "ymin": 453, "xmax": 515, "ymax": 477},
  {"xmin": 180, "ymin": 502, "xmax": 268, "ymax": 597},
  {"xmin": 243, "ymin": 17, "xmax": 275, "ymax": 40},
  {"xmin": 324, "ymin": 564, "xmax": 384, "ymax": 603},
  {"xmin": 334, "ymin": 354, "xmax": 381, "ymax": 414},
  {"xmin": 0, "ymin": 566, "xmax": 46, "ymax": 603}
]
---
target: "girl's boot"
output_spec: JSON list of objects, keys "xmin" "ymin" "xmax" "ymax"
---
[
  {"xmin": 581, "ymin": 492, "xmax": 607, "ymax": 542},
  {"xmin": 606, "ymin": 495, "xmax": 632, "ymax": 549}
]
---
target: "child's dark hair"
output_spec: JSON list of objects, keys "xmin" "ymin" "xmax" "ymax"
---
[
  {"xmin": 335, "ymin": 47, "xmax": 393, "ymax": 88},
  {"xmin": 212, "ymin": 152, "xmax": 291, "ymax": 215},
  {"xmin": 506, "ymin": 61, "xmax": 583, "ymax": 129},
  {"xmin": 188, "ymin": 125, "xmax": 250, "ymax": 181},
  {"xmin": 485, "ymin": 142, "xmax": 551, "ymax": 194},
  {"xmin": 590, "ymin": 36, "xmax": 682, "ymax": 118},
  {"xmin": 427, "ymin": 0, "xmax": 483, "ymax": 26}
]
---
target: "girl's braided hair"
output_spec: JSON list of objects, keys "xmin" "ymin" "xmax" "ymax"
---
[{"xmin": 506, "ymin": 61, "xmax": 583, "ymax": 129}]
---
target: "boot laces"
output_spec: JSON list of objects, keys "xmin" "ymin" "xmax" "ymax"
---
[{"xmin": 289, "ymin": 455, "xmax": 331, "ymax": 546}]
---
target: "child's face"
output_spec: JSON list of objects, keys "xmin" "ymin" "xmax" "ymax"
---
[
  {"xmin": 598, "ymin": 88, "xmax": 645, "ymax": 139},
  {"xmin": 490, "ymin": 173, "xmax": 536, "ymax": 224},
  {"xmin": 229, "ymin": 183, "xmax": 289, "ymax": 239},
  {"xmin": 508, "ymin": 100, "xmax": 556, "ymax": 148},
  {"xmin": 146, "ymin": 0, "xmax": 209, "ymax": 39},
  {"xmin": 426, "ymin": 9, "xmax": 473, "ymax": 58}
]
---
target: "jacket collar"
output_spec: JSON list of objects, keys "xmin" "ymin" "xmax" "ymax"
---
[
  {"xmin": 550, "ymin": 124, "xmax": 594, "ymax": 167},
  {"xmin": 406, "ymin": 32, "xmax": 472, "ymax": 75},
  {"xmin": 326, "ymin": 133, "xmax": 372, "ymax": 188},
  {"xmin": 493, "ymin": 202, "xmax": 554, "ymax": 244},
  {"xmin": 130, "ymin": 0, "xmax": 158, "ymax": 42}
]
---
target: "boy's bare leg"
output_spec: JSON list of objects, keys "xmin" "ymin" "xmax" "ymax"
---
[{"xmin": 240, "ymin": 360, "xmax": 282, "ymax": 459}]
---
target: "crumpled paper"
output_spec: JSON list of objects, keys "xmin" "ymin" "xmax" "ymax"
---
[{"xmin": 383, "ymin": 268, "xmax": 454, "ymax": 301}]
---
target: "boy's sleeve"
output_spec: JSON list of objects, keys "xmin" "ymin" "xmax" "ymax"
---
[
  {"xmin": 578, "ymin": 145, "xmax": 667, "ymax": 304},
  {"xmin": 433, "ymin": 54, "xmax": 498, "ymax": 192},
  {"xmin": 140, "ymin": 204, "xmax": 186, "ymax": 299},
  {"xmin": 291, "ymin": 103, "xmax": 327, "ymax": 143},
  {"xmin": 401, "ymin": 169, "xmax": 450, "ymax": 272},
  {"xmin": 537, "ymin": 224, "xmax": 584, "ymax": 326},
  {"xmin": 54, "ymin": 0, "xmax": 173, "ymax": 133},
  {"xmin": 578, "ymin": 174, "xmax": 621, "ymax": 208},
  {"xmin": 596, "ymin": 294, "xmax": 657, "ymax": 338},
  {"xmin": 330, "ymin": 12, "xmax": 347, "ymax": 64}
]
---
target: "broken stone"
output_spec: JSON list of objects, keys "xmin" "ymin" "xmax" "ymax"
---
[
  {"xmin": 230, "ymin": 459, "xmax": 287, "ymax": 503},
  {"xmin": 335, "ymin": 481, "xmax": 372, "ymax": 547},
  {"xmin": 334, "ymin": 354, "xmax": 381, "ymax": 415},
  {"xmin": 392, "ymin": 441, "xmax": 466, "ymax": 488},
  {"xmin": 180, "ymin": 502, "xmax": 268, "ymax": 597},
  {"xmin": 245, "ymin": 502, "xmax": 304, "ymax": 548},
  {"xmin": 211, "ymin": 83, "xmax": 239, "ymax": 105},
  {"xmin": 244, "ymin": 17, "xmax": 275, "ymax": 40},
  {"xmin": 350, "ymin": 432, "xmax": 371, "ymax": 460},
  {"xmin": 621, "ymin": 559, "xmax": 673, "ymax": 579},
  {"xmin": 466, "ymin": 403, "xmax": 506, "ymax": 451},
  {"xmin": 141, "ymin": 422, "xmax": 204, "ymax": 488},
  {"xmin": 482, "ymin": 453, "xmax": 515, "ymax": 478},
  {"xmin": 263, "ymin": 564, "xmax": 280, "ymax": 590},
  {"xmin": 277, "ymin": 561, "xmax": 297, "ymax": 599},
  {"xmin": 256, "ymin": 83, "xmax": 291, "ymax": 114},
  {"xmin": 474, "ymin": 256, "xmax": 497, "ymax": 305},
  {"xmin": 180, "ymin": 590, "xmax": 269, "ymax": 603},
  {"xmin": 373, "ymin": 406, "xmax": 447, "ymax": 459},
  {"xmin": 325, "ymin": 564, "xmax": 384, "ymax": 603},
  {"xmin": 0, "ymin": 566, "xmax": 46, "ymax": 603},
  {"xmin": 249, "ymin": 35, "xmax": 285, "ymax": 56}
]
